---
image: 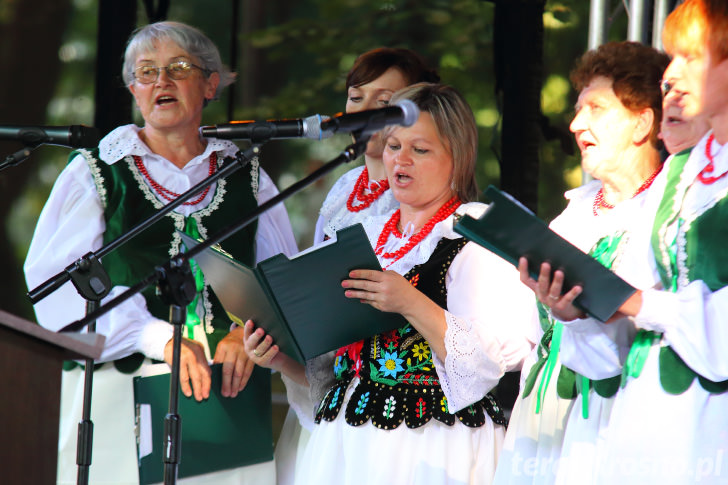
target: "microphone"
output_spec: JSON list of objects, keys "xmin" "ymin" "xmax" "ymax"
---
[
  {"xmin": 321, "ymin": 99, "xmax": 420, "ymax": 137},
  {"xmin": 0, "ymin": 125, "xmax": 101, "ymax": 148},
  {"xmin": 201, "ymin": 99, "xmax": 420, "ymax": 142},
  {"xmin": 201, "ymin": 114, "xmax": 330, "ymax": 142}
]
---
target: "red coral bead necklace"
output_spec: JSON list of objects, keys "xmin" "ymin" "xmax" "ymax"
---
[
  {"xmin": 592, "ymin": 165, "xmax": 661, "ymax": 216},
  {"xmin": 134, "ymin": 152, "xmax": 217, "ymax": 206},
  {"xmin": 346, "ymin": 166, "xmax": 390, "ymax": 212},
  {"xmin": 375, "ymin": 195, "xmax": 461, "ymax": 268}
]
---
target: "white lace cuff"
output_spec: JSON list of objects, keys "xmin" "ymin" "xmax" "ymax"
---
[{"xmin": 435, "ymin": 312, "xmax": 505, "ymax": 413}]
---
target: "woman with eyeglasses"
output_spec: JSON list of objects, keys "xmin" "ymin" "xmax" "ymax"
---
[{"xmin": 24, "ymin": 21, "xmax": 297, "ymax": 484}]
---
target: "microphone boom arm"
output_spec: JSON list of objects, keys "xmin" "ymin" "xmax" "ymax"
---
[
  {"xmin": 60, "ymin": 137, "xmax": 370, "ymax": 333},
  {"xmin": 28, "ymin": 145, "xmax": 260, "ymax": 305}
]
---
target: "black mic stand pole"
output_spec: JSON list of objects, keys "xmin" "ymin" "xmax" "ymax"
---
[
  {"xmin": 2, "ymin": 139, "xmax": 113, "ymax": 483},
  {"xmin": 28, "ymin": 145, "xmax": 260, "ymax": 485},
  {"xmin": 57, "ymin": 135, "xmax": 369, "ymax": 484},
  {"xmin": 0, "ymin": 145, "xmax": 36, "ymax": 171},
  {"xmin": 76, "ymin": 302, "xmax": 100, "ymax": 485}
]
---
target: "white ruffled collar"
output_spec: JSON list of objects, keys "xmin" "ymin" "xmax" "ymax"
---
[
  {"xmin": 319, "ymin": 165, "xmax": 365, "ymax": 221},
  {"xmin": 98, "ymin": 124, "xmax": 241, "ymax": 167},
  {"xmin": 361, "ymin": 201, "xmax": 486, "ymax": 275}
]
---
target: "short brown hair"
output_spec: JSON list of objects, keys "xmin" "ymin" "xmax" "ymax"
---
[
  {"xmin": 346, "ymin": 48, "xmax": 440, "ymax": 90},
  {"xmin": 570, "ymin": 41, "xmax": 670, "ymax": 147},
  {"xmin": 388, "ymin": 83, "xmax": 479, "ymax": 203}
]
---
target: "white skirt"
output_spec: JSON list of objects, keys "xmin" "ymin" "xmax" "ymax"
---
[{"xmin": 293, "ymin": 377, "xmax": 505, "ymax": 485}]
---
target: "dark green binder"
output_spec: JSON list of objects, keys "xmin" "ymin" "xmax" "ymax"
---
[
  {"xmin": 133, "ymin": 364, "xmax": 272, "ymax": 484},
  {"xmin": 454, "ymin": 185, "xmax": 636, "ymax": 322},
  {"xmin": 180, "ymin": 224, "xmax": 406, "ymax": 364}
]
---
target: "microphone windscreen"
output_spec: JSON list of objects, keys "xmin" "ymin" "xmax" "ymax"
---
[{"xmin": 395, "ymin": 99, "xmax": 420, "ymax": 127}]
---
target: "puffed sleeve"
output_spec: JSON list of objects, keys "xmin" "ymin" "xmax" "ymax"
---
[
  {"xmin": 24, "ymin": 155, "xmax": 173, "ymax": 362},
  {"xmin": 432, "ymin": 241, "xmax": 539, "ymax": 412},
  {"xmin": 558, "ymin": 315, "xmax": 636, "ymax": 379},
  {"xmin": 254, "ymin": 168, "xmax": 298, "ymax": 260},
  {"xmin": 634, "ymin": 281, "xmax": 728, "ymax": 381}
]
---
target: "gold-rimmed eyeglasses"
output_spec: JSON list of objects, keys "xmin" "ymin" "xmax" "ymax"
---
[{"xmin": 132, "ymin": 60, "xmax": 211, "ymax": 84}]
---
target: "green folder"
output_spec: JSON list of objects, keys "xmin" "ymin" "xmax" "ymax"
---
[
  {"xmin": 133, "ymin": 364, "xmax": 272, "ymax": 484},
  {"xmin": 454, "ymin": 185, "xmax": 636, "ymax": 322},
  {"xmin": 179, "ymin": 224, "xmax": 406, "ymax": 364}
]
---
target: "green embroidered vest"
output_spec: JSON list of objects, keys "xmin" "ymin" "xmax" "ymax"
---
[
  {"xmin": 77, "ymin": 148, "xmax": 258, "ymax": 372},
  {"xmin": 315, "ymin": 237, "xmax": 506, "ymax": 430},
  {"xmin": 646, "ymin": 148, "xmax": 728, "ymax": 394}
]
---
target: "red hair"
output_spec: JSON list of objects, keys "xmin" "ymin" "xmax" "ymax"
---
[{"xmin": 663, "ymin": 0, "xmax": 728, "ymax": 63}]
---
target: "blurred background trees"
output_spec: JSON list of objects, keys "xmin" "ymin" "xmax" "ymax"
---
[{"xmin": 1, "ymin": 0, "xmax": 631, "ymax": 320}]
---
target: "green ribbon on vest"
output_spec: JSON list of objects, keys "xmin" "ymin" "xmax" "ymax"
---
[
  {"xmin": 522, "ymin": 302, "xmax": 553, "ymax": 400},
  {"xmin": 183, "ymin": 217, "xmax": 207, "ymax": 340},
  {"xmin": 621, "ymin": 329, "xmax": 658, "ymax": 387},
  {"xmin": 535, "ymin": 321, "xmax": 563, "ymax": 414},
  {"xmin": 566, "ymin": 232, "xmax": 627, "ymax": 415},
  {"xmin": 667, "ymin": 219, "xmax": 682, "ymax": 293},
  {"xmin": 590, "ymin": 231, "xmax": 625, "ymax": 268},
  {"xmin": 575, "ymin": 373, "xmax": 590, "ymax": 419},
  {"xmin": 524, "ymin": 231, "xmax": 628, "ymax": 417}
]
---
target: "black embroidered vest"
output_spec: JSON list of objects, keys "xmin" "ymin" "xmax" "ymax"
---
[{"xmin": 315, "ymin": 237, "xmax": 506, "ymax": 429}]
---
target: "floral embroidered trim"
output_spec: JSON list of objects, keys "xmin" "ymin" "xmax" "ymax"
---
[
  {"xmin": 127, "ymin": 153, "xmax": 234, "ymax": 336},
  {"xmin": 656, "ymin": 150, "xmax": 728, "ymax": 290},
  {"xmin": 80, "ymin": 149, "xmax": 108, "ymax": 209},
  {"xmin": 201, "ymin": 285, "xmax": 214, "ymax": 334},
  {"xmin": 656, "ymin": 157, "xmax": 693, "ymax": 288},
  {"xmin": 249, "ymin": 155, "xmax": 260, "ymax": 198}
]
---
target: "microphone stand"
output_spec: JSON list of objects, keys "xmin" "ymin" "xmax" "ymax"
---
[
  {"xmin": 0, "ymin": 145, "xmax": 36, "ymax": 172},
  {"xmin": 62, "ymin": 136, "xmax": 369, "ymax": 333},
  {"xmin": 50, "ymin": 135, "xmax": 368, "ymax": 484},
  {"xmin": 28, "ymin": 146, "xmax": 260, "ymax": 305},
  {"xmin": 27, "ymin": 145, "xmax": 260, "ymax": 485}
]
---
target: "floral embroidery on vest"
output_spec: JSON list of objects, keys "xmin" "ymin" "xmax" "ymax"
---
[{"xmin": 315, "ymin": 237, "xmax": 506, "ymax": 429}]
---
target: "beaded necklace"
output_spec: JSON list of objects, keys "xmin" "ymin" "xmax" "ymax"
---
[
  {"xmin": 697, "ymin": 134, "xmax": 727, "ymax": 185},
  {"xmin": 592, "ymin": 165, "xmax": 661, "ymax": 216},
  {"xmin": 375, "ymin": 195, "xmax": 461, "ymax": 268},
  {"xmin": 346, "ymin": 166, "xmax": 390, "ymax": 212},
  {"xmin": 134, "ymin": 152, "xmax": 217, "ymax": 206}
]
